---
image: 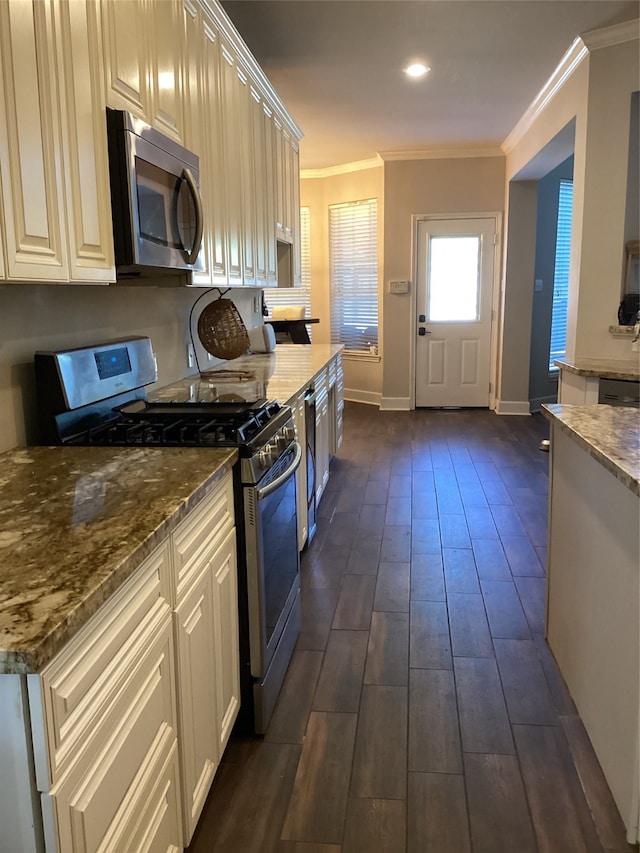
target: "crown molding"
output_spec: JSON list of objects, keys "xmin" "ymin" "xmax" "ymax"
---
[
  {"xmin": 502, "ymin": 37, "xmax": 588, "ymax": 156},
  {"xmin": 581, "ymin": 18, "xmax": 639, "ymax": 50},
  {"xmin": 301, "ymin": 156, "xmax": 383, "ymax": 179},
  {"xmin": 378, "ymin": 146, "xmax": 503, "ymax": 161},
  {"xmin": 502, "ymin": 19, "xmax": 638, "ymax": 156},
  {"xmin": 202, "ymin": 0, "xmax": 303, "ymax": 141}
]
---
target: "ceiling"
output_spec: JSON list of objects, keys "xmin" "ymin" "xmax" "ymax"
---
[{"xmin": 220, "ymin": 0, "xmax": 639, "ymax": 171}]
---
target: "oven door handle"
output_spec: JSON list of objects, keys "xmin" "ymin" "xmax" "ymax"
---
[{"xmin": 255, "ymin": 441, "xmax": 302, "ymax": 501}]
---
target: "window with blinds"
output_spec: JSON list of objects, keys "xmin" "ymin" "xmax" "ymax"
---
[
  {"xmin": 548, "ymin": 180, "xmax": 574, "ymax": 371},
  {"xmin": 264, "ymin": 207, "xmax": 312, "ymax": 330},
  {"xmin": 329, "ymin": 198, "xmax": 378, "ymax": 353}
]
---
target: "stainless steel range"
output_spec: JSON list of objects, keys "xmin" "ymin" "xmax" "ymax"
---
[{"xmin": 35, "ymin": 336, "xmax": 301, "ymax": 733}]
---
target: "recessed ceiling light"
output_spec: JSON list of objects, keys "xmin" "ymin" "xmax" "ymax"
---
[{"xmin": 405, "ymin": 63, "xmax": 431, "ymax": 79}]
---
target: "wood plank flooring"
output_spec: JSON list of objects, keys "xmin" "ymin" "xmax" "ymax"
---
[{"xmin": 188, "ymin": 403, "xmax": 635, "ymax": 853}]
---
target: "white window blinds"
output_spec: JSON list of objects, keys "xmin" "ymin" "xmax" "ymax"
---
[
  {"xmin": 548, "ymin": 180, "xmax": 574, "ymax": 370},
  {"xmin": 329, "ymin": 198, "xmax": 378, "ymax": 353},
  {"xmin": 264, "ymin": 207, "xmax": 312, "ymax": 328}
]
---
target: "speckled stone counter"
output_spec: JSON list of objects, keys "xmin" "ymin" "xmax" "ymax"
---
[
  {"xmin": 153, "ymin": 344, "xmax": 344, "ymax": 407},
  {"xmin": 0, "ymin": 445, "xmax": 237, "ymax": 674},
  {"xmin": 542, "ymin": 403, "xmax": 639, "ymax": 496},
  {"xmin": 555, "ymin": 357, "xmax": 640, "ymax": 381}
]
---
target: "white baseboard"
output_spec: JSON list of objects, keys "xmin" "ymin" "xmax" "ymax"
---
[
  {"xmin": 495, "ymin": 400, "xmax": 532, "ymax": 415},
  {"xmin": 529, "ymin": 394, "xmax": 557, "ymax": 413},
  {"xmin": 379, "ymin": 397, "xmax": 411, "ymax": 411},
  {"xmin": 344, "ymin": 389, "xmax": 382, "ymax": 407}
]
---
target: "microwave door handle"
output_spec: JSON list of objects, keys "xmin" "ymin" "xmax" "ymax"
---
[{"xmin": 181, "ymin": 167, "xmax": 204, "ymax": 265}]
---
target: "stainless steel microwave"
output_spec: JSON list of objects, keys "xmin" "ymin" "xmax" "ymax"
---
[{"xmin": 106, "ymin": 108, "xmax": 205, "ymax": 280}]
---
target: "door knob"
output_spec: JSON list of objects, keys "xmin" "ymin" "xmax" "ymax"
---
[{"xmin": 418, "ymin": 328, "xmax": 431, "ymax": 336}]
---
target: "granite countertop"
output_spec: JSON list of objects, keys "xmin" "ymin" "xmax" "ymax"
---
[
  {"xmin": 555, "ymin": 357, "xmax": 640, "ymax": 381},
  {"xmin": 152, "ymin": 344, "xmax": 344, "ymax": 407},
  {"xmin": 0, "ymin": 445, "xmax": 237, "ymax": 674},
  {"xmin": 542, "ymin": 404, "xmax": 640, "ymax": 496}
]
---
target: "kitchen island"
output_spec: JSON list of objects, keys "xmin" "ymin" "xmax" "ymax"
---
[
  {"xmin": 542, "ymin": 403, "xmax": 639, "ymax": 844},
  {"xmin": 555, "ymin": 356, "xmax": 640, "ymax": 405}
]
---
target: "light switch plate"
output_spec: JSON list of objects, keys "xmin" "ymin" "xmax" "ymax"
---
[{"xmin": 389, "ymin": 280, "xmax": 410, "ymax": 294}]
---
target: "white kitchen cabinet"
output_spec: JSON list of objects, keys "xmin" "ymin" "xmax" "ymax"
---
[
  {"xmin": 1, "ymin": 471, "xmax": 239, "ymax": 852},
  {"xmin": 290, "ymin": 141, "xmax": 302, "ymax": 286},
  {"xmin": 28, "ymin": 540, "xmax": 181, "ymax": 852},
  {"xmin": 315, "ymin": 369, "xmax": 330, "ymax": 505},
  {"xmin": 53, "ymin": 0, "xmax": 115, "ymax": 283},
  {"xmin": 0, "ymin": 0, "xmax": 69, "ymax": 281},
  {"xmin": 0, "ymin": 0, "xmax": 115, "ymax": 284},
  {"xmin": 248, "ymin": 88, "xmax": 279, "ymax": 287},
  {"xmin": 45, "ymin": 615, "xmax": 181, "ymax": 853},
  {"xmin": 100, "ymin": 0, "xmax": 151, "ymax": 121},
  {"xmin": 293, "ymin": 391, "xmax": 309, "ymax": 550},
  {"xmin": 328, "ymin": 353, "xmax": 344, "ymax": 455},
  {"xmin": 219, "ymin": 40, "xmax": 245, "ymax": 285},
  {"xmin": 183, "ymin": 0, "xmax": 228, "ymax": 285},
  {"xmin": 101, "ymin": 0, "xmax": 185, "ymax": 144},
  {"xmin": 172, "ymin": 477, "xmax": 238, "ymax": 844}
]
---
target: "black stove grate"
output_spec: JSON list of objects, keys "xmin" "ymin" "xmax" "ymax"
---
[{"xmin": 70, "ymin": 400, "xmax": 285, "ymax": 449}]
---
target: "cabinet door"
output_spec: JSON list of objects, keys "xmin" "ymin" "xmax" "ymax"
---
[
  {"xmin": 211, "ymin": 528, "xmax": 240, "ymax": 752},
  {"xmin": 101, "ymin": 0, "xmax": 151, "ymax": 119},
  {"xmin": 149, "ymin": 0, "xmax": 185, "ymax": 143},
  {"xmin": 48, "ymin": 615, "xmax": 181, "ymax": 853},
  {"xmin": 291, "ymin": 141, "xmax": 302, "ymax": 286},
  {"xmin": 251, "ymin": 87, "xmax": 268, "ymax": 285},
  {"xmin": 174, "ymin": 563, "xmax": 220, "ymax": 843},
  {"xmin": 219, "ymin": 41, "xmax": 244, "ymax": 285},
  {"xmin": 315, "ymin": 372, "xmax": 330, "ymax": 504},
  {"xmin": 293, "ymin": 393, "xmax": 309, "ymax": 549},
  {"xmin": 0, "ymin": 0, "xmax": 69, "ymax": 281},
  {"xmin": 237, "ymin": 67, "xmax": 255, "ymax": 285},
  {"xmin": 263, "ymin": 104, "xmax": 278, "ymax": 285},
  {"xmin": 274, "ymin": 117, "xmax": 286, "ymax": 242},
  {"xmin": 53, "ymin": 0, "xmax": 115, "ymax": 283}
]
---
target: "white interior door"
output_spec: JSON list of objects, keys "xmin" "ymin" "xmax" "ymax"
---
[{"xmin": 415, "ymin": 217, "xmax": 496, "ymax": 407}]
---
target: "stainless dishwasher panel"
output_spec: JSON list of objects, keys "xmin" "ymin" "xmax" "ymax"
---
[{"xmin": 598, "ymin": 378, "xmax": 640, "ymax": 407}]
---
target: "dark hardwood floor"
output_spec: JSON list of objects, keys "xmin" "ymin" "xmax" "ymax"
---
[{"xmin": 188, "ymin": 402, "xmax": 635, "ymax": 853}]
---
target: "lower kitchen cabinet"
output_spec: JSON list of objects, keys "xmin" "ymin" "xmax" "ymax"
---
[
  {"xmin": 1, "ymin": 471, "xmax": 239, "ymax": 852},
  {"xmin": 174, "ymin": 526, "xmax": 239, "ymax": 843},
  {"xmin": 315, "ymin": 369, "xmax": 330, "ymax": 506},
  {"xmin": 293, "ymin": 391, "xmax": 309, "ymax": 550}
]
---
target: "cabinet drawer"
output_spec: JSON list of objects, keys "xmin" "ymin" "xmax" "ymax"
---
[
  {"xmin": 172, "ymin": 473, "xmax": 234, "ymax": 599},
  {"xmin": 37, "ymin": 542, "xmax": 172, "ymax": 786},
  {"xmin": 47, "ymin": 615, "xmax": 179, "ymax": 853}
]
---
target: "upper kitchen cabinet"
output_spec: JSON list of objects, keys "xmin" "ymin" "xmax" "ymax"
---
[
  {"xmin": 183, "ymin": 0, "xmax": 227, "ymax": 285},
  {"xmin": 218, "ymin": 39, "xmax": 246, "ymax": 285},
  {"xmin": 53, "ymin": 0, "xmax": 115, "ymax": 282},
  {"xmin": 0, "ymin": 0, "xmax": 114, "ymax": 284},
  {"xmin": 0, "ymin": 0, "xmax": 70, "ymax": 282},
  {"xmin": 101, "ymin": 0, "xmax": 185, "ymax": 145}
]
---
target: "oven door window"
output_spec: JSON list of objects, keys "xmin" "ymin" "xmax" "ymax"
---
[{"xmin": 260, "ymin": 466, "xmax": 298, "ymax": 649}]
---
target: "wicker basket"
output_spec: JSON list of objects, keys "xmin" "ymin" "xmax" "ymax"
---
[{"xmin": 197, "ymin": 298, "xmax": 250, "ymax": 360}]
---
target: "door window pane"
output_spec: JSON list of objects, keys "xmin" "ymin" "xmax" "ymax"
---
[{"xmin": 428, "ymin": 236, "xmax": 480, "ymax": 321}]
